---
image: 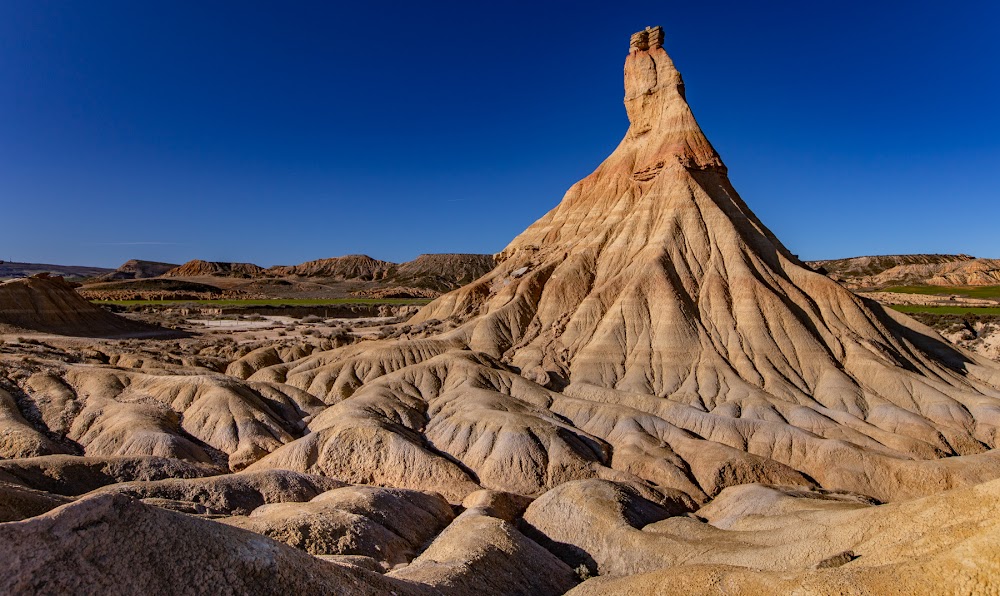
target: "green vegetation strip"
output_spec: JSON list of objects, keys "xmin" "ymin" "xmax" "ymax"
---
[
  {"xmin": 883, "ymin": 285, "xmax": 1000, "ymax": 300},
  {"xmin": 90, "ymin": 298, "xmax": 433, "ymax": 307},
  {"xmin": 889, "ymin": 305, "xmax": 1000, "ymax": 316}
]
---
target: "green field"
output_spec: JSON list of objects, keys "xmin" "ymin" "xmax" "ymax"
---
[
  {"xmin": 883, "ymin": 285, "xmax": 1000, "ymax": 300},
  {"xmin": 889, "ymin": 305, "xmax": 1000, "ymax": 316},
  {"xmin": 91, "ymin": 298, "xmax": 433, "ymax": 307}
]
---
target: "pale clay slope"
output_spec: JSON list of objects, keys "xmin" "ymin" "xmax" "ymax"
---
[
  {"xmin": 2, "ymin": 29, "xmax": 1000, "ymax": 594},
  {"xmin": 563, "ymin": 477, "xmax": 1000, "ymax": 595}
]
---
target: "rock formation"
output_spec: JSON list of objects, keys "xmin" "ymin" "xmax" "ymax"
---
[
  {"xmin": 808, "ymin": 253, "xmax": 1000, "ymax": 288},
  {"xmin": 0, "ymin": 274, "xmax": 167, "ymax": 337},
  {"xmin": 268, "ymin": 254, "xmax": 396, "ymax": 280},
  {"xmin": 221, "ymin": 485, "xmax": 455, "ymax": 565},
  {"xmin": 807, "ymin": 253, "xmax": 973, "ymax": 281},
  {"xmin": 392, "ymin": 254, "xmax": 496, "ymax": 291},
  {"xmin": 0, "ymin": 261, "xmax": 113, "ymax": 280},
  {"xmin": 401, "ymin": 28, "xmax": 1000, "ymax": 502},
  {"xmin": 96, "ymin": 259, "xmax": 179, "ymax": 281},
  {"xmin": 237, "ymin": 29, "xmax": 1000, "ymax": 508},
  {"xmin": 163, "ymin": 259, "xmax": 267, "ymax": 278},
  {"xmin": 0, "ymin": 493, "xmax": 434, "ymax": 595},
  {"xmin": 267, "ymin": 253, "xmax": 495, "ymax": 290},
  {"xmin": 562, "ymin": 476, "xmax": 1000, "ymax": 595}
]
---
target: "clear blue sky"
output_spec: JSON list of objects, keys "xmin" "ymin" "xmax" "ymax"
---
[{"xmin": 1, "ymin": 1, "xmax": 998, "ymax": 267}]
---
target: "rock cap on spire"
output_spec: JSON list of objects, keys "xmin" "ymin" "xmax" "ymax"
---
[{"xmin": 629, "ymin": 26, "xmax": 664, "ymax": 53}]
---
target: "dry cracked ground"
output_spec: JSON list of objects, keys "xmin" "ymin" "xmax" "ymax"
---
[{"xmin": 2, "ymin": 27, "xmax": 1000, "ymax": 595}]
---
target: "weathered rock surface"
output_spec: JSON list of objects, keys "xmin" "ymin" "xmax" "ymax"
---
[
  {"xmin": 0, "ymin": 386, "xmax": 67, "ymax": 458},
  {"xmin": 95, "ymin": 259, "xmax": 179, "ymax": 281},
  {"xmin": 268, "ymin": 254, "xmax": 395, "ymax": 280},
  {"xmin": 0, "ymin": 480, "xmax": 73, "ymax": 521},
  {"xmin": 223, "ymin": 485, "xmax": 453, "ymax": 565},
  {"xmin": 526, "ymin": 476, "xmax": 1000, "ymax": 585},
  {"xmin": 226, "ymin": 346, "xmax": 285, "ymax": 379},
  {"xmin": 389, "ymin": 509, "xmax": 579, "ymax": 595},
  {"xmin": 45, "ymin": 366, "xmax": 323, "ymax": 469},
  {"xmin": 393, "ymin": 253, "xmax": 496, "ymax": 291},
  {"xmin": 88, "ymin": 469, "xmax": 343, "ymax": 515},
  {"xmin": 0, "ymin": 454, "xmax": 223, "ymax": 495},
  {"xmin": 0, "ymin": 275, "xmax": 166, "ymax": 336},
  {"xmin": 0, "ymin": 493, "xmax": 431, "ymax": 595},
  {"xmin": 809, "ymin": 253, "xmax": 1000, "ymax": 288},
  {"xmin": 266, "ymin": 253, "xmax": 494, "ymax": 291},
  {"xmin": 461, "ymin": 489, "xmax": 534, "ymax": 522},
  {"xmin": 521, "ymin": 479, "xmax": 697, "ymax": 576},
  {"xmin": 566, "ymin": 477, "xmax": 1000, "ymax": 595},
  {"xmin": 163, "ymin": 259, "xmax": 266, "ymax": 278},
  {"xmin": 247, "ymin": 348, "xmax": 650, "ymax": 502},
  {"xmin": 807, "ymin": 253, "xmax": 973, "ymax": 283}
]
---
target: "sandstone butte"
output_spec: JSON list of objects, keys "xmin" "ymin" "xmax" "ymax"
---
[{"xmin": 2, "ymin": 26, "xmax": 1000, "ymax": 595}]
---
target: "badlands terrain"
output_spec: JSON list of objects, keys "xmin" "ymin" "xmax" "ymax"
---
[
  {"xmin": 2, "ymin": 27, "xmax": 1000, "ymax": 594},
  {"xmin": 804, "ymin": 254, "xmax": 1000, "ymax": 362},
  {"xmin": 76, "ymin": 253, "xmax": 496, "ymax": 300},
  {"xmin": 808, "ymin": 253, "xmax": 1000, "ymax": 289}
]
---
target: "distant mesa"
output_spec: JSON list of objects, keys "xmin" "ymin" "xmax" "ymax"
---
[
  {"xmin": 162, "ymin": 260, "xmax": 267, "ymax": 279},
  {"xmin": 266, "ymin": 253, "xmax": 495, "ymax": 290},
  {"xmin": 96, "ymin": 259, "xmax": 179, "ymax": 282},
  {"xmin": 0, "ymin": 261, "xmax": 113, "ymax": 281},
  {"xmin": 393, "ymin": 254, "xmax": 495, "ymax": 291},
  {"xmin": 63, "ymin": 253, "xmax": 496, "ymax": 303},
  {"xmin": 808, "ymin": 254, "xmax": 1000, "ymax": 288},
  {"xmin": 152, "ymin": 254, "xmax": 495, "ymax": 290},
  {"xmin": 267, "ymin": 255, "xmax": 395, "ymax": 281}
]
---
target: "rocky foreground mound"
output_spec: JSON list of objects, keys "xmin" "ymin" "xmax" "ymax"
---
[
  {"xmin": 2, "ymin": 27, "xmax": 1000, "ymax": 594},
  {"xmin": 0, "ymin": 275, "xmax": 165, "ymax": 337}
]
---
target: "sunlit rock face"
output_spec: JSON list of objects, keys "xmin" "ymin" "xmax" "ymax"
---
[{"xmin": 406, "ymin": 25, "xmax": 1000, "ymax": 503}]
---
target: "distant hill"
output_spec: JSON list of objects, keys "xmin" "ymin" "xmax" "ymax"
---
[
  {"xmin": 267, "ymin": 255, "xmax": 394, "ymax": 281},
  {"xmin": 75, "ymin": 253, "xmax": 497, "ymax": 300},
  {"xmin": 0, "ymin": 261, "xmax": 113, "ymax": 280},
  {"xmin": 393, "ymin": 254, "xmax": 495, "ymax": 291},
  {"xmin": 267, "ymin": 253, "xmax": 496, "ymax": 290},
  {"xmin": 95, "ymin": 259, "xmax": 178, "ymax": 282},
  {"xmin": 806, "ymin": 254, "xmax": 1000, "ymax": 288},
  {"xmin": 162, "ymin": 260, "xmax": 266, "ymax": 278}
]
